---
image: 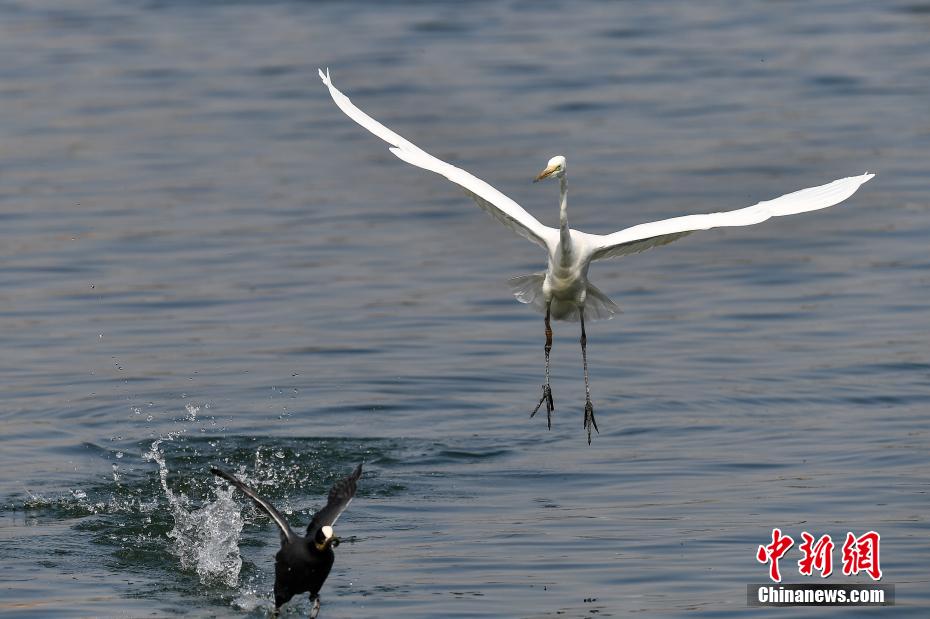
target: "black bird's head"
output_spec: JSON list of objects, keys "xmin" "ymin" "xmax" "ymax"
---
[{"xmin": 313, "ymin": 524, "xmax": 339, "ymax": 551}]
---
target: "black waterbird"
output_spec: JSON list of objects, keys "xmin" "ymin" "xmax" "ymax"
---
[{"xmin": 211, "ymin": 463, "xmax": 362, "ymax": 616}]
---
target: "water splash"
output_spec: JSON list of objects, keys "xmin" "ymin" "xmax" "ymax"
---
[
  {"xmin": 232, "ymin": 577, "xmax": 274, "ymax": 613},
  {"xmin": 144, "ymin": 439, "xmax": 243, "ymax": 587}
]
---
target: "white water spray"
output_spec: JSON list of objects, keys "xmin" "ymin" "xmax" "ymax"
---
[{"xmin": 144, "ymin": 439, "xmax": 244, "ymax": 587}]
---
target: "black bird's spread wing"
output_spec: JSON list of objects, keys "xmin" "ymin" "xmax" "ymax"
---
[
  {"xmin": 307, "ymin": 463, "xmax": 363, "ymax": 538},
  {"xmin": 211, "ymin": 466, "xmax": 297, "ymax": 545}
]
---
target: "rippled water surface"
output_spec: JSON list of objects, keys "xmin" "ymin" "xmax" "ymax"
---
[{"xmin": 1, "ymin": 0, "xmax": 929, "ymax": 616}]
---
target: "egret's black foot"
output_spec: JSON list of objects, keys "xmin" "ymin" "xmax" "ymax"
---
[
  {"xmin": 531, "ymin": 384, "xmax": 554, "ymax": 430},
  {"xmin": 310, "ymin": 596, "xmax": 321, "ymax": 619},
  {"xmin": 583, "ymin": 400, "xmax": 599, "ymax": 445}
]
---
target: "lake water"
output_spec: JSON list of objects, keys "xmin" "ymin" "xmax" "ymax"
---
[{"xmin": 1, "ymin": 0, "xmax": 928, "ymax": 616}]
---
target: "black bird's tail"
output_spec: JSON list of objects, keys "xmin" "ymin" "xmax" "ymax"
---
[{"xmin": 210, "ymin": 466, "xmax": 297, "ymax": 544}]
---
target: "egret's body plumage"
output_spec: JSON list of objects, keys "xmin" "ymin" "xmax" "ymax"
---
[{"xmin": 320, "ymin": 69, "xmax": 874, "ymax": 443}]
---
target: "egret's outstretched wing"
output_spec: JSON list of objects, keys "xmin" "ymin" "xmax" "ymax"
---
[
  {"xmin": 319, "ymin": 69, "xmax": 557, "ymax": 250},
  {"xmin": 211, "ymin": 467, "xmax": 297, "ymax": 544},
  {"xmin": 306, "ymin": 463, "xmax": 363, "ymax": 538},
  {"xmin": 588, "ymin": 173, "xmax": 874, "ymax": 261}
]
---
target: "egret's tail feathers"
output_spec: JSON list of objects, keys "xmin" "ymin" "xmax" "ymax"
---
[
  {"xmin": 583, "ymin": 282, "xmax": 621, "ymax": 321},
  {"xmin": 509, "ymin": 274, "xmax": 619, "ymax": 321},
  {"xmin": 509, "ymin": 273, "xmax": 547, "ymax": 314},
  {"xmin": 550, "ymin": 284, "xmax": 621, "ymax": 322}
]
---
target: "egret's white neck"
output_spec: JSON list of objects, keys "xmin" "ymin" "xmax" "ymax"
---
[{"xmin": 558, "ymin": 175, "xmax": 572, "ymax": 255}]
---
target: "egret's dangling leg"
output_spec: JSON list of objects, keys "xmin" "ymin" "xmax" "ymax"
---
[
  {"xmin": 580, "ymin": 308, "xmax": 599, "ymax": 444},
  {"xmin": 531, "ymin": 302, "xmax": 554, "ymax": 429}
]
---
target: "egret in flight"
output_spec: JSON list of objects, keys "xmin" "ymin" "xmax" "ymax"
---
[{"xmin": 319, "ymin": 69, "xmax": 874, "ymax": 444}]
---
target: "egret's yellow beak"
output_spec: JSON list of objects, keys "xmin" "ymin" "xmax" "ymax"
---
[{"xmin": 534, "ymin": 164, "xmax": 559, "ymax": 183}]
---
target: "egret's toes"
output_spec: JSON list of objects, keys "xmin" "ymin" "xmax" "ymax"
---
[
  {"xmin": 531, "ymin": 384, "xmax": 554, "ymax": 430},
  {"xmin": 583, "ymin": 400, "xmax": 599, "ymax": 445}
]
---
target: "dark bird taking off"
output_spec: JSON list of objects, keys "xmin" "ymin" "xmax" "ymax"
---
[{"xmin": 211, "ymin": 463, "xmax": 363, "ymax": 617}]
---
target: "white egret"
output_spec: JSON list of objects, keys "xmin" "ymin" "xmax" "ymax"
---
[{"xmin": 319, "ymin": 69, "xmax": 874, "ymax": 444}]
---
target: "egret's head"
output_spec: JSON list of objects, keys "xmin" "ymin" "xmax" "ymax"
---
[
  {"xmin": 314, "ymin": 524, "xmax": 340, "ymax": 550},
  {"xmin": 534, "ymin": 155, "xmax": 567, "ymax": 182}
]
